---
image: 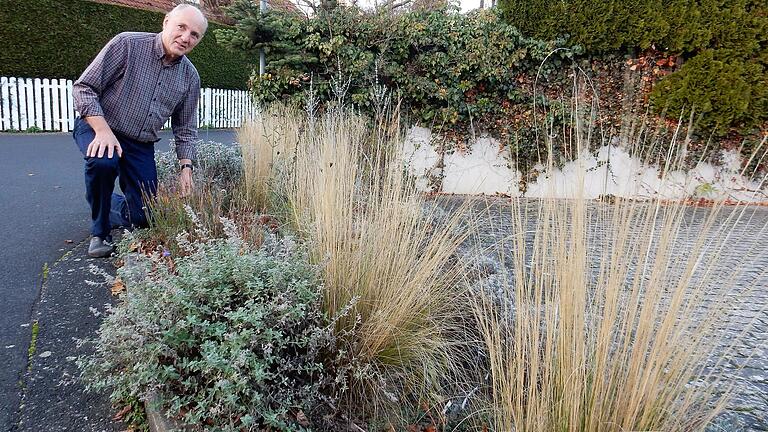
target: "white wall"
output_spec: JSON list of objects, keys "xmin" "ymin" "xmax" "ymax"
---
[{"xmin": 400, "ymin": 126, "xmax": 768, "ymax": 202}]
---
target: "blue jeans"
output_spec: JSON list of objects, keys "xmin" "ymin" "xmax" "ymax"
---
[{"xmin": 73, "ymin": 117, "xmax": 158, "ymax": 239}]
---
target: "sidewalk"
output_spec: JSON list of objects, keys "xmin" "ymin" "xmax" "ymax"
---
[{"xmin": 15, "ymin": 238, "xmax": 123, "ymax": 432}]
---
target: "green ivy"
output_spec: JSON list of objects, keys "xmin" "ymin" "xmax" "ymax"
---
[{"xmin": 217, "ymin": 4, "xmax": 578, "ymax": 167}]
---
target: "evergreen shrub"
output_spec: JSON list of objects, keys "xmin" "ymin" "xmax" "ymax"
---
[{"xmin": 650, "ymin": 50, "xmax": 768, "ymax": 133}]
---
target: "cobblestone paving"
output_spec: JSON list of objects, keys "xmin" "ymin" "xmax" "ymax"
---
[{"xmin": 436, "ymin": 197, "xmax": 768, "ymax": 431}]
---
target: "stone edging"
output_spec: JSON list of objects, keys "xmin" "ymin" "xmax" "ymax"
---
[{"xmin": 146, "ymin": 392, "xmax": 194, "ymax": 432}]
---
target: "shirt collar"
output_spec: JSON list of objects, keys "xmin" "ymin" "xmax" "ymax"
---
[{"xmin": 154, "ymin": 33, "xmax": 183, "ymax": 65}]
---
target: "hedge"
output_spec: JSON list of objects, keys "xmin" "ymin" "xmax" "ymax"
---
[
  {"xmin": 0, "ymin": 0, "xmax": 254, "ymax": 89},
  {"xmin": 497, "ymin": 0, "xmax": 768, "ymax": 134}
]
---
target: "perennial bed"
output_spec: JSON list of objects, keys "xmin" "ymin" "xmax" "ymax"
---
[{"xmin": 79, "ymin": 108, "xmax": 765, "ymax": 432}]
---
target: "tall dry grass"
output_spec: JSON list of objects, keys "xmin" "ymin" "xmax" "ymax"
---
[
  {"xmin": 295, "ymin": 110, "xmax": 473, "ymax": 417},
  {"xmin": 237, "ymin": 105, "xmax": 302, "ymax": 213},
  {"xmin": 472, "ymin": 124, "xmax": 767, "ymax": 430},
  {"xmin": 240, "ymin": 106, "xmax": 472, "ymax": 418}
]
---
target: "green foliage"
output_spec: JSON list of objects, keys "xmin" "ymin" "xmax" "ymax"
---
[
  {"xmin": 79, "ymin": 229, "xmax": 336, "ymax": 431},
  {"xmin": 497, "ymin": 0, "xmax": 767, "ymax": 55},
  {"xmin": 0, "ymin": 0, "xmax": 253, "ymax": 89},
  {"xmin": 215, "ymin": 7, "xmax": 313, "ymax": 71}
]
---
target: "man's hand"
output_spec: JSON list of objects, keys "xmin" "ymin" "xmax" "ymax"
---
[
  {"xmin": 87, "ymin": 131, "xmax": 123, "ymax": 158},
  {"xmin": 179, "ymin": 160, "xmax": 194, "ymax": 197},
  {"xmin": 84, "ymin": 116, "xmax": 122, "ymax": 158}
]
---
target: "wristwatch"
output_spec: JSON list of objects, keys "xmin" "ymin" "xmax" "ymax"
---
[{"xmin": 180, "ymin": 163, "xmax": 194, "ymax": 172}]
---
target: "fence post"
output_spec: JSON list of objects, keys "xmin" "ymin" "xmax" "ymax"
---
[
  {"xmin": 57, "ymin": 80, "xmax": 66, "ymax": 132},
  {"xmin": 18, "ymin": 78, "xmax": 29, "ymax": 131},
  {"xmin": 33, "ymin": 78, "xmax": 43, "ymax": 129},
  {"xmin": 227, "ymin": 90, "xmax": 231, "ymax": 128},
  {"xmin": 42, "ymin": 78, "xmax": 52, "ymax": 131},
  {"xmin": 204, "ymin": 88, "xmax": 212, "ymax": 128},
  {"xmin": 9, "ymin": 77, "xmax": 19, "ymax": 131},
  {"xmin": 67, "ymin": 80, "xmax": 75, "ymax": 131},
  {"xmin": 24, "ymin": 78, "xmax": 35, "ymax": 130},
  {"xmin": 51, "ymin": 79, "xmax": 61, "ymax": 132}
]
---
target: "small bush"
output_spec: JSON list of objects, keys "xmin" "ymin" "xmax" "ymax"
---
[
  {"xmin": 151, "ymin": 141, "xmax": 247, "ymax": 254},
  {"xmin": 79, "ymin": 229, "xmax": 336, "ymax": 431},
  {"xmin": 155, "ymin": 141, "xmax": 243, "ymax": 190}
]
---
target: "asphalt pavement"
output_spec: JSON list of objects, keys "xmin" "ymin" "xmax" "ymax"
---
[{"xmin": 0, "ymin": 129, "xmax": 236, "ymax": 431}]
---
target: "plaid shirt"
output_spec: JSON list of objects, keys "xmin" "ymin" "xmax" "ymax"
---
[{"xmin": 74, "ymin": 32, "xmax": 199, "ymax": 161}]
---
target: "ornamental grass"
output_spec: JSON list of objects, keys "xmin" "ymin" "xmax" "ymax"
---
[{"xmin": 470, "ymin": 114, "xmax": 768, "ymax": 431}]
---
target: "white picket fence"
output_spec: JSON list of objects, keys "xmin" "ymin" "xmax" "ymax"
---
[{"xmin": 0, "ymin": 76, "xmax": 256, "ymax": 132}]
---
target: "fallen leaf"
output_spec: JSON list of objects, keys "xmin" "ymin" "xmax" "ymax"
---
[
  {"xmin": 296, "ymin": 410, "xmax": 309, "ymax": 427},
  {"xmin": 111, "ymin": 277, "xmax": 126, "ymax": 296},
  {"xmin": 113, "ymin": 404, "xmax": 132, "ymax": 421},
  {"xmin": 128, "ymin": 241, "xmax": 139, "ymax": 252},
  {"xmin": 425, "ymin": 426, "xmax": 437, "ymax": 432}
]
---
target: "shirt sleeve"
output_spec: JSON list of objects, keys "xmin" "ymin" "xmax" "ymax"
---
[
  {"xmin": 171, "ymin": 75, "xmax": 200, "ymax": 161},
  {"xmin": 73, "ymin": 34, "xmax": 128, "ymax": 118}
]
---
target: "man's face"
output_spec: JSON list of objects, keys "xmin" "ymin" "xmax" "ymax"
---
[{"xmin": 161, "ymin": 8, "xmax": 206, "ymax": 60}]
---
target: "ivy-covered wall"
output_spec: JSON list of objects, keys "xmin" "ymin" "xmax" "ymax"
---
[
  {"xmin": 0, "ymin": 0, "xmax": 254, "ymax": 89},
  {"xmin": 216, "ymin": 2, "xmax": 765, "ymax": 172}
]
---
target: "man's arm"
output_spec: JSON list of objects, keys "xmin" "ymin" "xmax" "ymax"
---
[
  {"xmin": 172, "ymin": 78, "xmax": 201, "ymax": 196},
  {"xmin": 73, "ymin": 34, "xmax": 128, "ymax": 159}
]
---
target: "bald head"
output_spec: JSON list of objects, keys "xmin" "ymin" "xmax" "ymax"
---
[
  {"xmin": 168, "ymin": 4, "xmax": 208, "ymax": 34},
  {"xmin": 161, "ymin": 4, "xmax": 208, "ymax": 61}
]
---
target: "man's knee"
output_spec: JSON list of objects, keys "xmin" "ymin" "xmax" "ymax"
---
[{"xmin": 86, "ymin": 156, "xmax": 119, "ymax": 177}]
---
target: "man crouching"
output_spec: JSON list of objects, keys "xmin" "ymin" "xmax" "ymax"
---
[{"xmin": 72, "ymin": 4, "xmax": 206, "ymax": 257}]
